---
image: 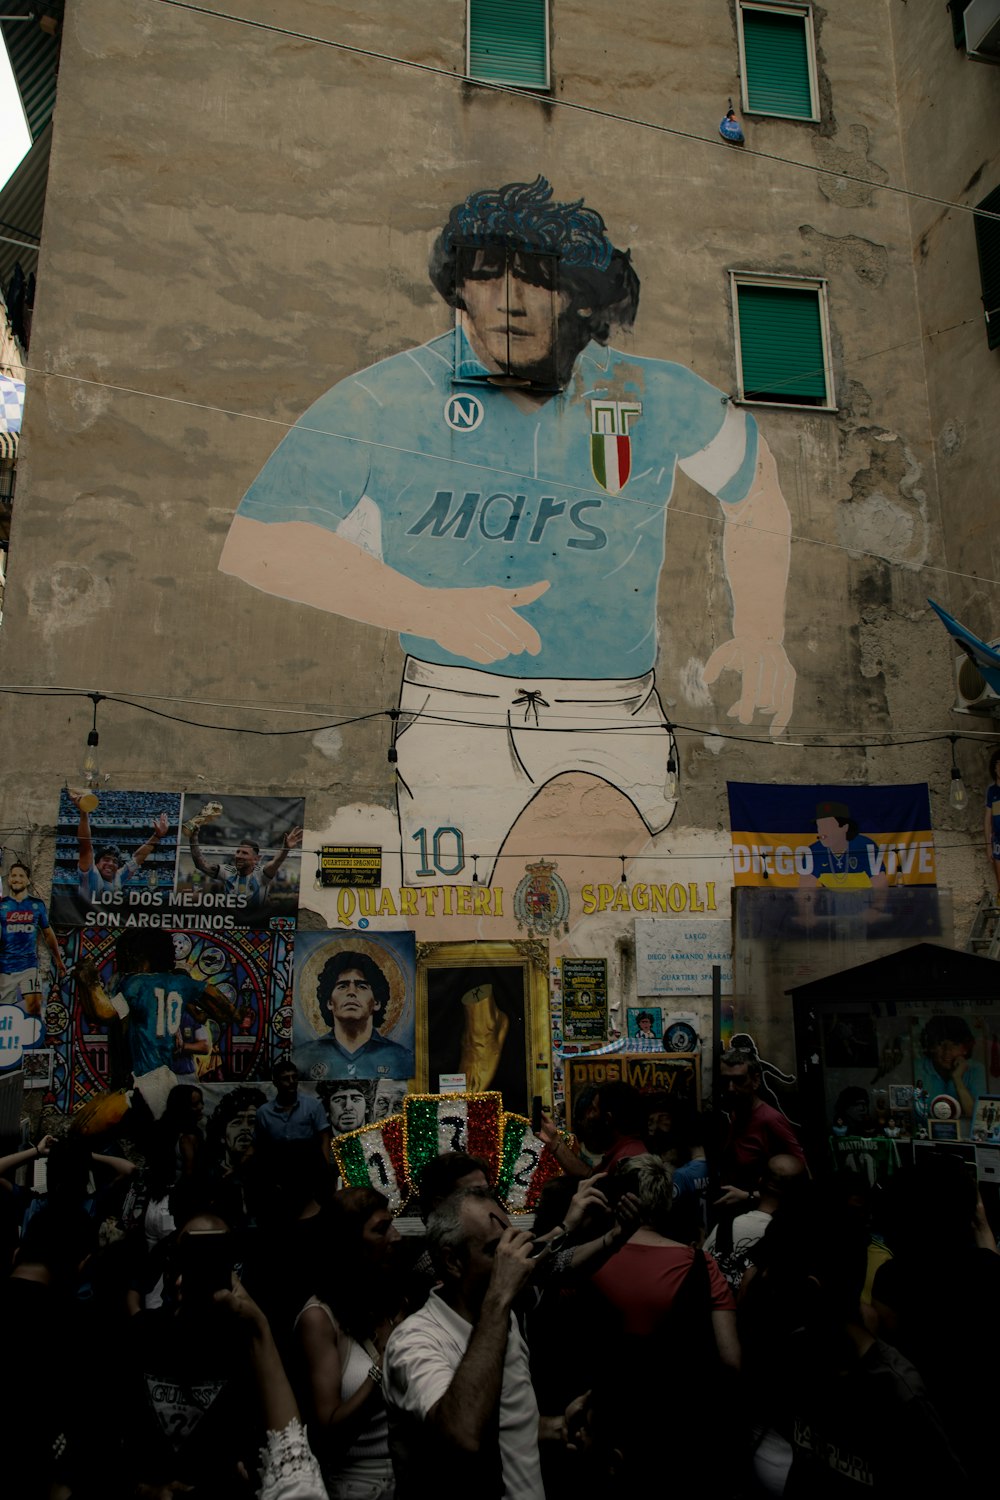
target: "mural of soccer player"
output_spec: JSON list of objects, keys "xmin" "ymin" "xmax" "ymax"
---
[
  {"xmin": 0, "ymin": 862, "xmax": 65, "ymax": 1071},
  {"xmin": 798, "ymin": 801, "xmax": 887, "ymax": 890},
  {"xmin": 221, "ymin": 178, "xmax": 796, "ymax": 882},
  {"xmin": 68, "ymin": 789, "xmax": 171, "ymax": 900}
]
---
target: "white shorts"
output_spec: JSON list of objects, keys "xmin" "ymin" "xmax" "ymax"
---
[
  {"xmin": 0, "ymin": 967, "xmax": 40, "ymax": 1006},
  {"xmin": 394, "ymin": 658, "xmax": 677, "ymax": 884}
]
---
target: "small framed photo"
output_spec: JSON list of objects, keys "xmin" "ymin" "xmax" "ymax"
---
[
  {"xmin": 929, "ymin": 1119, "xmax": 961, "ymax": 1142},
  {"xmin": 22, "ymin": 1048, "xmax": 54, "ymax": 1090},
  {"xmin": 969, "ymin": 1093, "xmax": 1000, "ymax": 1144},
  {"xmin": 889, "ymin": 1084, "xmax": 913, "ymax": 1111}
]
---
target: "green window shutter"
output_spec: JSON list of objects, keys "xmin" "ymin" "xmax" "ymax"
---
[
  {"xmin": 468, "ymin": 0, "xmax": 549, "ymax": 88},
  {"xmin": 742, "ymin": 7, "xmax": 814, "ymax": 119},
  {"xmin": 737, "ymin": 284, "xmax": 828, "ymax": 404},
  {"xmin": 974, "ymin": 186, "xmax": 1000, "ymax": 351}
]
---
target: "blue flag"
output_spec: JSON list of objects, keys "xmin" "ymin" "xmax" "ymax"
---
[{"xmin": 928, "ymin": 598, "xmax": 1000, "ymax": 696}]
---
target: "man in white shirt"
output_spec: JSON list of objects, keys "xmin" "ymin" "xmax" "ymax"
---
[{"xmin": 383, "ymin": 1187, "xmax": 582, "ymax": 1497}]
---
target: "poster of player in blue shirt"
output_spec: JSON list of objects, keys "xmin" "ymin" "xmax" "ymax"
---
[
  {"xmin": 293, "ymin": 931, "xmax": 415, "ymax": 1082},
  {"xmin": 0, "ymin": 859, "xmax": 66, "ymax": 1072},
  {"xmin": 221, "ymin": 177, "xmax": 797, "ymax": 884}
]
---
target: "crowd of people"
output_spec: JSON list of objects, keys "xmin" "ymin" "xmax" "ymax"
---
[{"xmin": 1, "ymin": 1045, "xmax": 998, "ymax": 1499}]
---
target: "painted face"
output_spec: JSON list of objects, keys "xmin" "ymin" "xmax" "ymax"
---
[
  {"xmin": 459, "ymin": 252, "xmax": 571, "ymax": 373},
  {"xmin": 328, "ymin": 1087, "xmax": 367, "ymax": 1133},
  {"xmin": 330, "ymin": 968, "xmax": 376, "ymax": 1024},
  {"xmin": 224, "ymin": 1106, "xmax": 257, "ymax": 1156},
  {"xmin": 96, "ymin": 853, "xmax": 121, "ymax": 881},
  {"xmin": 815, "ymin": 816, "xmax": 849, "ymax": 853},
  {"xmin": 373, "ymin": 1079, "xmax": 407, "ymax": 1120},
  {"xmin": 637, "ymin": 1017, "xmax": 654, "ymax": 1033},
  {"xmin": 7, "ymin": 867, "xmax": 29, "ymax": 896},
  {"xmin": 234, "ymin": 843, "xmax": 258, "ymax": 873}
]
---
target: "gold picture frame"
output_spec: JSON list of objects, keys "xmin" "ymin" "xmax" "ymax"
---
[{"xmin": 415, "ymin": 940, "xmax": 551, "ymax": 1115}]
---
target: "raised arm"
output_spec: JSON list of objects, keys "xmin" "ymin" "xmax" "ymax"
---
[
  {"xmin": 70, "ymin": 791, "xmax": 95, "ymax": 874},
  {"xmin": 703, "ymin": 436, "xmax": 796, "ymax": 737},
  {"xmin": 188, "ymin": 823, "xmax": 222, "ymax": 880},
  {"xmin": 261, "ymin": 825, "xmax": 303, "ymax": 881},
  {"xmin": 428, "ymin": 1228, "xmax": 536, "ymax": 1453},
  {"xmin": 131, "ymin": 813, "xmax": 169, "ymax": 869},
  {"xmin": 220, "ymin": 516, "xmax": 549, "ymax": 667}
]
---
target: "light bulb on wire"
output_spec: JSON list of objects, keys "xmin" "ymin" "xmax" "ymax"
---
[
  {"xmin": 665, "ymin": 732, "xmax": 678, "ymax": 801},
  {"xmin": 81, "ymin": 693, "xmax": 104, "ymax": 796}
]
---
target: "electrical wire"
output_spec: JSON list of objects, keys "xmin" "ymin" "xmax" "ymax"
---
[
  {"xmin": 149, "ymin": 0, "xmax": 1000, "ymax": 226},
  {"xmin": 2, "ymin": 681, "xmax": 999, "ymax": 749}
]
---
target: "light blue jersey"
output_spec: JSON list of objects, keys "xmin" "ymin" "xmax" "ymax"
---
[
  {"xmin": 236, "ymin": 334, "xmax": 758, "ymax": 680},
  {"xmin": 78, "ymin": 855, "xmax": 140, "ymax": 900}
]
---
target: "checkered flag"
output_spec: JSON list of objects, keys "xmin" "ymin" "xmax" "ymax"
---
[{"xmin": 0, "ymin": 376, "xmax": 25, "ymax": 433}]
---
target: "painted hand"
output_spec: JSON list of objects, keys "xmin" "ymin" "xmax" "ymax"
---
[
  {"xmin": 703, "ymin": 636, "xmax": 796, "ymax": 737},
  {"xmin": 423, "ymin": 579, "xmax": 549, "ymax": 664},
  {"xmin": 153, "ymin": 813, "xmax": 170, "ymax": 838},
  {"xmin": 283, "ymin": 825, "xmax": 304, "ymax": 850}
]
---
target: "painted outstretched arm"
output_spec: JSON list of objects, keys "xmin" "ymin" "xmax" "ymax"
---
[
  {"xmin": 220, "ymin": 516, "xmax": 549, "ymax": 666},
  {"xmin": 703, "ymin": 436, "xmax": 796, "ymax": 736}
]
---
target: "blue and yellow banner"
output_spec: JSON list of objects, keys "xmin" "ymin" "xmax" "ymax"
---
[{"xmin": 727, "ymin": 782, "xmax": 935, "ymax": 888}]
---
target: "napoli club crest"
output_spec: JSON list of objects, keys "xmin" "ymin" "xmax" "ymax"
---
[
  {"xmin": 590, "ymin": 399, "xmax": 642, "ymax": 494},
  {"xmin": 514, "ymin": 859, "xmax": 571, "ymax": 937}
]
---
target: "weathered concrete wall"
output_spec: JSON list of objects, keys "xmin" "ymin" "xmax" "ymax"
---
[{"xmin": 0, "ymin": 0, "xmax": 986, "ymax": 1096}]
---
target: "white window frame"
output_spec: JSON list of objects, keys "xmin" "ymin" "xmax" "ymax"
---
[
  {"xmin": 466, "ymin": 0, "xmax": 552, "ymax": 91},
  {"xmin": 736, "ymin": 2, "xmax": 820, "ymax": 123},
  {"xmin": 729, "ymin": 270, "xmax": 836, "ymax": 412}
]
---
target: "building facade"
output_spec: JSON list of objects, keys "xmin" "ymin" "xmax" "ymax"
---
[{"xmin": 0, "ymin": 0, "xmax": 997, "ymax": 1116}]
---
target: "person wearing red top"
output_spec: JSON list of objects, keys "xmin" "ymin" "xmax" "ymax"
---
[
  {"xmin": 590, "ymin": 1153, "xmax": 740, "ymax": 1367},
  {"xmin": 717, "ymin": 1048, "xmax": 807, "ymax": 1210}
]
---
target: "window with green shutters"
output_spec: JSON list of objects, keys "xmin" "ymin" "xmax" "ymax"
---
[
  {"xmin": 974, "ymin": 186, "xmax": 1000, "ymax": 351},
  {"xmin": 738, "ymin": 3, "xmax": 818, "ymax": 121},
  {"xmin": 731, "ymin": 274, "xmax": 833, "ymax": 408},
  {"xmin": 468, "ymin": 0, "xmax": 550, "ymax": 89}
]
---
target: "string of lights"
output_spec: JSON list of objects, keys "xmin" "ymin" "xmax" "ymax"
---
[{"xmin": 1, "ymin": 683, "xmax": 999, "ymax": 748}]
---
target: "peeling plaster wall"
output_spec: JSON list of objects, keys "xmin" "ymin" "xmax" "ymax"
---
[
  {"xmin": 0, "ymin": 0, "xmax": 986, "ymax": 1079},
  {"xmin": 888, "ymin": 1, "xmax": 1000, "ymax": 934}
]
